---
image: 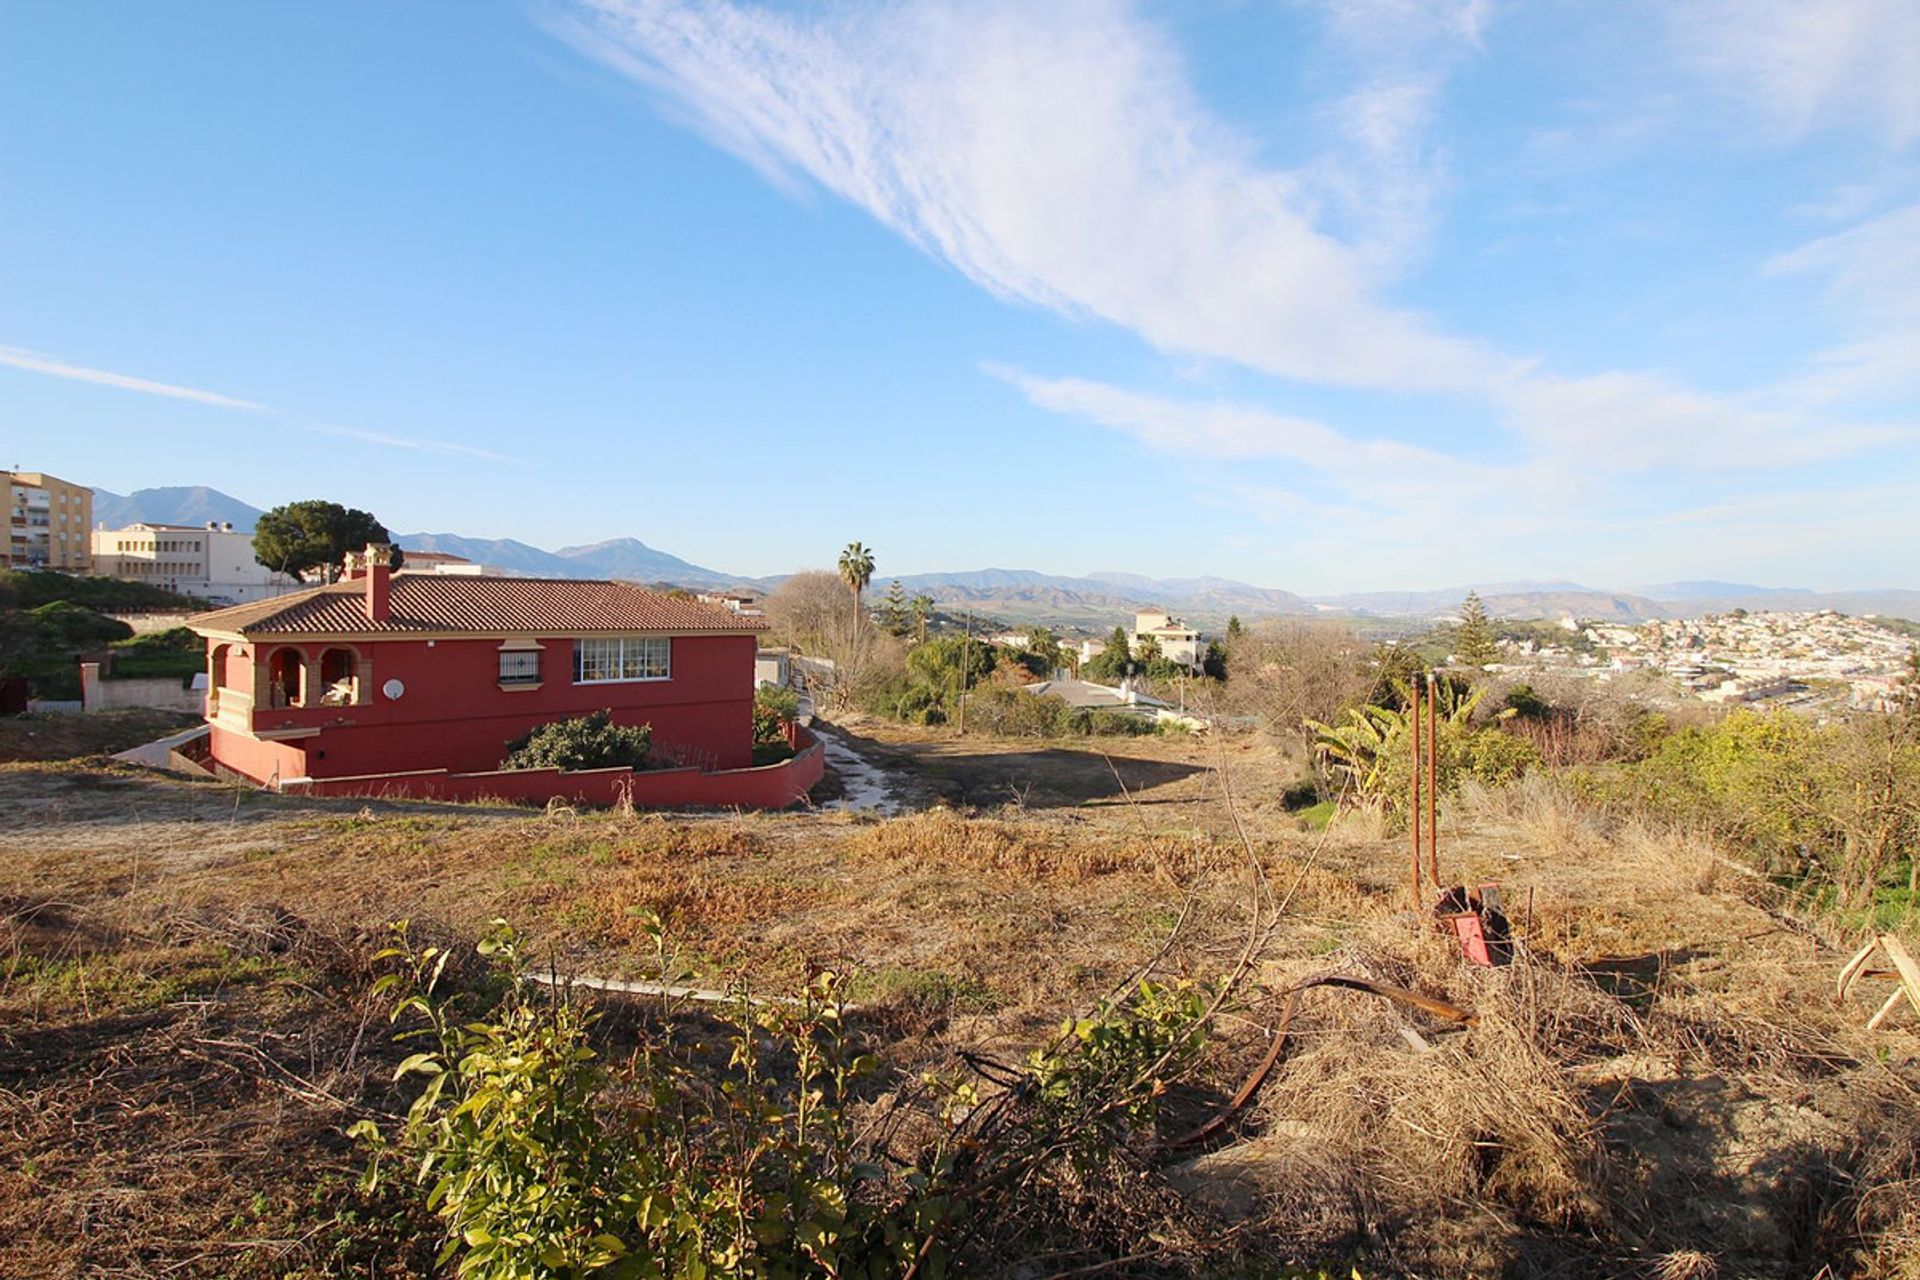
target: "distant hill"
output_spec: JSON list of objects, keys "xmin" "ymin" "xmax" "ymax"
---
[
  {"xmin": 390, "ymin": 532, "xmax": 580, "ymax": 577},
  {"xmin": 92, "ymin": 486, "xmax": 265, "ymax": 531},
  {"xmin": 391, "ymin": 533, "xmax": 759, "ymax": 588},
  {"xmin": 1310, "ymin": 584, "xmax": 1670, "ymax": 623},
  {"xmin": 1627, "ymin": 585, "xmax": 1920, "ymax": 620},
  {"xmin": 1634, "ymin": 580, "xmax": 1790, "ymax": 602},
  {"xmin": 79, "ymin": 483, "xmax": 1920, "ymax": 624},
  {"xmin": 890, "ymin": 568, "xmax": 1308, "ymax": 629},
  {"xmin": 554, "ymin": 538, "xmax": 761, "ymax": 589}
]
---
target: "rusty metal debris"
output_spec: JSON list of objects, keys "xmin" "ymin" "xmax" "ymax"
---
[
  {"xmin": 1433, "ymin": 884, "xmax": 1514, "ymax": 968},
  {"xmin": 1161, "ymin": 972, "xmax": 1477, "ymax": 1150}
]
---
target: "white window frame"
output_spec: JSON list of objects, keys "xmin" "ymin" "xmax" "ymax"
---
[{"xmin": 573, "ymin": 635, "xmax": 671, "ymax": 684}]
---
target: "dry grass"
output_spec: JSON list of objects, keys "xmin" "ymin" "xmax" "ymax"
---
[
  {"xmin": 0, "ymin": 707, "xmax": 199, "ymax": 763},
  {"xmin": 4, "ymin": 749, "xmax": 1920, "ymax": 1276}
]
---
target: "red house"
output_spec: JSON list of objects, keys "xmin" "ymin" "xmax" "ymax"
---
[{"xmin": 188, "ymin": 545, "xmax": 811, "ymax": 805}]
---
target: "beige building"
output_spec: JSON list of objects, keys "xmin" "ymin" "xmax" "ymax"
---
[
  {"xmin": 1130, "ymin": 609, "xmax": 1205, "ymax": 669},
  {"xmin": 5, "ymin": 470, "xmax": 93, "ymax": 571},
  {"xmin": 91, "ymin": 521, "xmax": 298, "ymax": 603}
]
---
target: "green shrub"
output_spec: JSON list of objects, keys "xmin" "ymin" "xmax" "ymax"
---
[
  {"xmin": 1463, "ymin": 726, "xmax": 1542, "ymax": 786},
  {"xmin": 503, "ymin": 711, "xmax": 652, "ymax": 772},
  {"xmin": 752, "ymin": 683, "xmax": 800, "ymax": 744},
  {"xmin": 356, "ymin": 920, "xmax": 1220, "ymax": 1280},
  {"xmin": 29, "ymin": 601, "xmax": 134, "ymax": 648},
  {"xmin": 1577, "ymin": 709, "xmax": 1920, "ymax": 913},
  {"xmin": 1071, "ymin": 708, "xmax": 1155, "ymax": 737},
  {"xmin": 962, "ymin": 687, "xmax": 1078, "ymax": 737}
]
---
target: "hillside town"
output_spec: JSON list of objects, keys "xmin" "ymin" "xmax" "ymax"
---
[{"xmin": 1494, "ymin": 608, "xmax": 1915, "ymax": 712}]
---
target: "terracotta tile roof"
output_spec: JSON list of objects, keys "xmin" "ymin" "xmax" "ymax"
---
[{"xmin": 190, "ymin": 576, "xmax": 766, "ymax": 637}]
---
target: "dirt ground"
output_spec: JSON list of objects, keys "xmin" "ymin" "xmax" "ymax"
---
[
  {"xmin": 4, "ymin": 723, "xmax": 1918, "ymax": 1277},
  {"xmin": 0, "ymin": 707, "xmax": 199, "ymax": 763}
]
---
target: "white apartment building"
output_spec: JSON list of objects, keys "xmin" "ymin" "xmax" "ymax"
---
[{"xmin": 91, "ymin": 522, "xmax": 299, "ymax": 603}]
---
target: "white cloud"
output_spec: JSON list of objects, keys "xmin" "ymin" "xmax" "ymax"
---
[
  {"xmin": 989, "ymin": 364, "xmax": 1581, "ymax": 535},
  {"xmin": 302, "ymin": 423, "xmax": 520, "ymax": 464},
  {"xmin": 0, "ymin": 344, "xmax": 265, "ymax": 411},
  {"xmin": 0, "ymin": 340, "xmax": 514, "ymax": 465},
  {"xmin": 565, "ymin": 0, "xmax": 1512, "ymax": 392},
  {"xmin": 1671, "ymin": 0, "xmax": 1920, "ymax": 147},
  {"xmin": 1500, "ymin": 370, "xmax": 1914, "ymax": 468},
  {"xmin": 567, "ymin": 0, "xmax": 1917, "ymax": 583},
  {"xmin": 1765, "ymin": 201, "xmax": 1920, "ymax": 402}
]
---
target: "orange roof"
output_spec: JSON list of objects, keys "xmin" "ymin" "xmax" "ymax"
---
[{"xmin": 190, "ymin": 576, "xmax": 765, "ymax": 637}]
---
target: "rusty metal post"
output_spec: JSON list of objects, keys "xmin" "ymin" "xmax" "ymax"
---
[
  {"xmin": 1409, "ymin": 675, "xmax": 1423, "ymax": 910},
  {"xmin": 1427, "ymin": 671, "xmax": 1440, "ymax": 887}
]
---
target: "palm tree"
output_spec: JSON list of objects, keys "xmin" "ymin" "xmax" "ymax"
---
[
  {"xmin": 910, "ymin": 593, "xmax": 935, "ymax": 642},
  {"xmin": 838, "ymin": 542, "xmax": 875, "ymax": 622}
]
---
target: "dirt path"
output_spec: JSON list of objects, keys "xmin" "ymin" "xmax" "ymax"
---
[{"xmin": 811, "ymin": 723, "xmax": 908, "ymax": 814}]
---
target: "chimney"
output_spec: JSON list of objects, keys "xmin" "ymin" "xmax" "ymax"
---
[{"xmin": 364, "ymin": 543, "xmax": 394, "ymax": 623}]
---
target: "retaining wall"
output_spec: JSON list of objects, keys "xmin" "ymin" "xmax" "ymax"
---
[{"xmin": 279, "ymin": 724, "xmax": 825, "ymax": 810}]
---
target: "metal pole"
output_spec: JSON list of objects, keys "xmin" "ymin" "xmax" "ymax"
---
[
  {"xmin": 1409, "ymin": 675, "xmax": 1423, "ymax": 910},
  {"xmin": 958, "ymin": 609, "xmax": 972, "ymax": 735},
  {"xmin": 1427, "ymin": 670, "xmax": 1440, "ymax": 888}
]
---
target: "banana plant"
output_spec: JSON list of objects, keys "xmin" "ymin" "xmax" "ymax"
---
[{"xmin": 1306, "ymin": 678, "xmax": 1499, "ymax": 803}]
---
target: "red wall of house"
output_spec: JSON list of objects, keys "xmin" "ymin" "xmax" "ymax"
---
[
  {"xmin": 220, "ymin": 633, "xmax": 756, "ymax": 781},
  {"xmin": 285, "ymin": 726, "xmax": 826, "ymax": 809},
  {"xmin": 208, "ymin": 723, "xmax": 307, "ymax": 784}
]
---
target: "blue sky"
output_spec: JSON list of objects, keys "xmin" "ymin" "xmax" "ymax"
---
[{"xmin": 3, "ymin": 0, "xmax": 1916, "ymax": 593}]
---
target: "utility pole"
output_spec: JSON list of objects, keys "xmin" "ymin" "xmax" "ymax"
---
[{"xmin": 958, "ymin": 609, "xmax": 972, "ymax": 735}]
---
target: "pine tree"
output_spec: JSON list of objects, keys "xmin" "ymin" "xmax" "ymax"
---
[
  {"xmin": 1455, "ymin": 591, "xmax": 1498, "ymax": 668},
  {"xmin": 1089, "ymin": 625, "xmax": 1133, "ymax": 681},
  {"xmin": 879, "ymin": 579, "xmax": 909, "ymax": 636}
]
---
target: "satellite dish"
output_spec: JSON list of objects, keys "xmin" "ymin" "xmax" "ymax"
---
[{"xmin": 382, "ymin": 678, "xmax": 406, "ymax": 700}]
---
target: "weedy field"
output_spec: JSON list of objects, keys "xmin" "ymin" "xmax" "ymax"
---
[{"xmin": 3, "ymin": 728, "xmax": 1917, "ymax": 1278}]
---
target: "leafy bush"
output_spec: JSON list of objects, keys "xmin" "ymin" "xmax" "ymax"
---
[
  {"xmin": 1576, "ymin": 708, "xmax": 1920, "ymax": 916},
  {"xmin": 1311, "ymin": 682, "xmax": 1539, "ymax": 821},
  {"xmin": 29, "ymin": 601, "xmax": 134, "ymax": 648},
  {"xmin": 1071, "ymin": 708, "xmax": 1156, "ymax": 737},
  {"xmin": 905, "ymin": 634, "xmax": 995, "ymax": 693},
  {"xmin": 752, "ymin": 683, "xmax": 800, "ymax": 744},
  {"xmin": 962, "ymin": 687, "xmax": 1078, "ymax": 737},
  {"xmin": 502, "ymin": 711, "xmax": 652, "ymax": 772},
  {"xmin": 356, "ymin": 920, "xmax": 1221, "ymax": 1280}
]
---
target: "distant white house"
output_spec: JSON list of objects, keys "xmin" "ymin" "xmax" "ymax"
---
[
  {"xmin": 698, "ymin": 590, "xmax": 765, "ymax": 617},
  {"xmin": 398, "ymin": 549, "xmax": 499, "ymax": 576},
  {"xmin": 1074, "ymin": 609, "xmax": 1207, "ymax": 672}
]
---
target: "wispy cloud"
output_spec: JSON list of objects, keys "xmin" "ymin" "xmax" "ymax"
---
[
  {"xmin": 303, "ymin": 422, "xmax": 520, "ymax": 464},
  {"xmin": 1669, "ymin": 0, "xmax": 1920, "ymax": 147},
  {"xmin": 567, "ymin": 0, "xmax": 1906, "ymax": 465},
  {"xmin": 0, "ymin": 344, "xmax": 266, "ymax": 411},
  {"xmin": 3, "ymin": 339, "xmax": 517, "ymax": 465},
  {"xmin": 1765, "ymin": 201, "xmax": 1920, "ymax": 403},
  {"xmin": 565, "ymin": 0, "xmax": 1917, "ymax": 581},
  {"xmin": 564, "ymin": 0, "xmax": 1510, "ymax": 393}
]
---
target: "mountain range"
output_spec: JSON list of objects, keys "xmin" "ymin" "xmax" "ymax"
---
[{"xmin": 87, "ymin": 485, "xmax": 1920, "ymax": 625}]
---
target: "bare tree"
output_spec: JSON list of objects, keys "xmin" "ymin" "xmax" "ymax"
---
[
  {"xmin": 764, "ymin": 571, "xmax": 847, "ymax": 653},
  {"xmin": 764, "ymin": 569, "xmax": 901, "ymax": 712},
  {"xmin": 1226, "ymin": 620, "xmax": 1376, "ymax": 748}
]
